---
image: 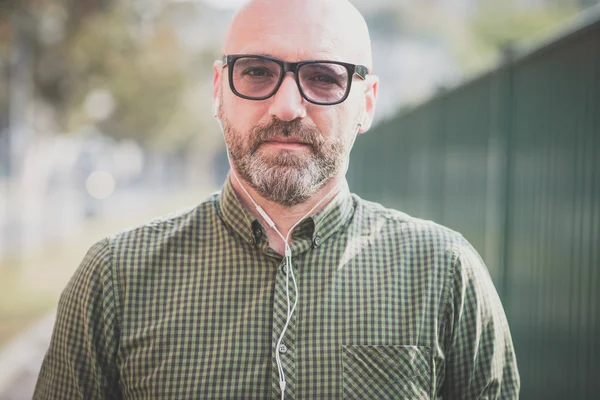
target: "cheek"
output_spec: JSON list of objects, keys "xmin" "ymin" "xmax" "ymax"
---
[
  {"xmin": 224, "ymin": 97, "xmax": 271, "ymax": 133},
  {"xmin": 312, "ymin": 104, "xmax": 358, "ymax": 142}
]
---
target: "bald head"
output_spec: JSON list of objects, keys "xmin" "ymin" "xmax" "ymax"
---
[{"xmin": 223, "ymin": 0, "xmax": 373, "ymax": 71}]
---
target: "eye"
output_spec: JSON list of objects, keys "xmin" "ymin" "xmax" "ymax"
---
[
  {"xmin": 242, "ymin": 67, "xmax": 274, "ymax": 78},
  {"xmin": 300, "ymin": 63, "xmax": 347, "ymax": 89},
  {"xmin": 306, "ymin": 73, "xmax": 344, "ymax": 89},
  {"xmin": 313, "ymin": 74, "xmax": 338, "ymax": 84}
]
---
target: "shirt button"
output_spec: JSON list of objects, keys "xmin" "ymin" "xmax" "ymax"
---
[
  {"xmin": 279, "ymin": 344, "xmax": 288, "ymax": 354},
  {"xmin": 282, "ymin": 264, "xmax": 289, "ymax": 274},
  {"xmin": 253, "ymin": 228, "xmax": 262, "ymax": 238},
  {"xmin": 313, "ymin": 236, "xmax": 322, "ymax": 247}
]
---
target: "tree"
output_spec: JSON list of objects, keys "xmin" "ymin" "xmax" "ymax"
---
[
  {"xmin": 463, "ymin": 0, "xmax": 578, "ymax": 72},
  {"xmin": 2, "ymin": 0, "xmax": 221, "ymax": 153}
]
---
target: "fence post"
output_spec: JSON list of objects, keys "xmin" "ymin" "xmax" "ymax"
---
[{"xmin": 498, "ymin": 44, "xmax": 516, "ymax": 305}]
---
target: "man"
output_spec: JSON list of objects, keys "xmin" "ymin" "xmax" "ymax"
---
[{"xmin": 35, "ymin": 0, "xmax": 519, "ymax": 398}]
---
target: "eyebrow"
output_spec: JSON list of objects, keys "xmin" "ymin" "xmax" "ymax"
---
[
  {"xmin": 304, "ymin": 63, "xmax": 345, "ymax": 72},
  {"xmin": 235, "ymin": 57, "xmax": 276, "ymax": 65}
]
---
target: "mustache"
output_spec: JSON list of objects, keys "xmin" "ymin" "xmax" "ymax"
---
[{"xmin": 249, "ymin": 119, "xmax": 324, "ymax": 153}]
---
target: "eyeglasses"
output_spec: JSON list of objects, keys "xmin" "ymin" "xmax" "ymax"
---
[{"xmin": 222, "ymin": 54, "xmax": 368, "ymax": 106}]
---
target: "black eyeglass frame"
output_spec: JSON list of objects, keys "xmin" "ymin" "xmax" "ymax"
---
[{"xmin": 222, "ymin": 54, "xmax": 369, "ymax": 106}]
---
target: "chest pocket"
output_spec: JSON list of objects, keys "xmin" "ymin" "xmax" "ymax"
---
[{"xmin": 341, "ymin": 345, "xmax": 431, "ymax": 399}]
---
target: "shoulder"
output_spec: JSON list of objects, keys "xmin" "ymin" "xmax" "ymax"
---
[
  {"xmin": 71, "ymin": 192, "xmax": 222, "ymax": 280},
  {"xmin": 73, "ymin": 192, "xmax": 224, "ymax": 292},
  {"xmin": 351, "ymin": 194, "xmax": 499, "ymax": 306},
  {"xmin": 351, "ymin": 193, "xmax": 468, "ymax": 256},
  {"xmin": 58, "ymin": 193, "xmax": 222, "ymax": 318},
  {"xmin": 351, "ymin": 196, "xmax": 496, "ymax": 300},
  {"xmin": 106, "ymin": 191, "xmax": 220, "ymax": 252}
]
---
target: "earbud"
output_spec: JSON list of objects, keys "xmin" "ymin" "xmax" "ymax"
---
[
  {"xmin": 357, "ymin": 106, "xmax": 368, "ymax": 134},
  {"xmin": 212, "ymin": 99, "xmax": 220, "ymax": 119}
]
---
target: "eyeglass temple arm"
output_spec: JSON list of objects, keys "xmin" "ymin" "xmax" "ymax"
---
[{"xmin": 354, "ymin": 65, "xmax": 368, "ymax": 80}]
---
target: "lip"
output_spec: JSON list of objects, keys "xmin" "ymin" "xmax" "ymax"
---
[
  {"xmin": 263, "ymin": 142, "xmax": 309, "ymax": 151},
  {"xmin": 261, "ymin": 139, "xmax": 311, "ymax": 150},
  {"xmin": 265, "ymin": 137, "xmax": 309, "ymax": 144}
]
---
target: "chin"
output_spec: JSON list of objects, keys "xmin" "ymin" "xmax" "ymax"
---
[{"xmin": 257, "ymin": 152, "xmax": 313, "ymax": 169}]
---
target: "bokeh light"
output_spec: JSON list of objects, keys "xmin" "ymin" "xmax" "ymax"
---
[{"xmin": 85, "ymin": 171, "xmax": 116, "ymax": 199}]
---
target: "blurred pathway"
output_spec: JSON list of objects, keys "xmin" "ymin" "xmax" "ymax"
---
[{"xmin": 0, "ymin": 313, "xmax": 54, "ymax": 400}]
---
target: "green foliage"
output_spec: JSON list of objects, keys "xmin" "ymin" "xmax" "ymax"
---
[
  {"xmin": 473, "ymin": 2, "xmax": 577, "ymax": 48},
  {"xmin": 66, "ymin": 9, "xmax": 186, "ymax": 147},
  {"xmin": 462, "ymin": 1, "xmax": 578, "ymax": 71},
  {"xmin": 6, "ymin": 0, "xmax": 222, "ymax": 152}
]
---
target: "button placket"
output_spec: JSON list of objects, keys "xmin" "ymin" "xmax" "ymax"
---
[{"xmin": 271, "ymin": 257, "xmax": 299, "ymax": 399}]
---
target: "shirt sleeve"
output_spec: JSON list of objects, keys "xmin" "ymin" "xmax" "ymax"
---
[
  {"xmin": 442, "ymin": 239, "xmax": 520, "ymax": 399},
  {"xmin": 34, "ymin": 238, "xmax": 122, "ymax": 399}
]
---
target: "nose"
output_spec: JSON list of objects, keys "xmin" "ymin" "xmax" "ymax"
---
[{"xmin": 268, "ymin": 73, "xmax": 307, "ymax": 121}]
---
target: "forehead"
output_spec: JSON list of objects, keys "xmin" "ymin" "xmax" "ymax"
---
[{"xmin": 224, "ymin": 2, "xmax": 364, "ymax": 64}]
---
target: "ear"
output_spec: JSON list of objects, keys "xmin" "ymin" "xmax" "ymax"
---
[
  {"xmin": 358, "ymin": 74, "xmax": 379, "ymax": 134},
  {"xmin": 213, "ymin": 59, "xmax": 224, "ymax": 115}
]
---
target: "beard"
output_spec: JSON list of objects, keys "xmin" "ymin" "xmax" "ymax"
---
[{"xmin": 222, "ymin": 115, "xmax": 349, "ymax": 207}]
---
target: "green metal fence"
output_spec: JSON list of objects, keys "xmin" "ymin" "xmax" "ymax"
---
[{"xmin": 348, "ymin": 5, "xmax": 600, "ymax": 399}]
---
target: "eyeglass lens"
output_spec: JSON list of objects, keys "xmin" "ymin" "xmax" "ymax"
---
[{"xmin": 232, "ymin": 57, "xmax": 349, "ymax": 104}]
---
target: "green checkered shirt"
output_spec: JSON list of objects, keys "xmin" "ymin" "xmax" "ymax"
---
[{"xmin": 35, "ymin": 177, "xmax": 519, "ymax": 399}]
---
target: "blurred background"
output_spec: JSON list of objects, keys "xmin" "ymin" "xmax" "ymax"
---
[{"xmin": 0, "ymin": 0, "xmax": 599, "ymax": 398}]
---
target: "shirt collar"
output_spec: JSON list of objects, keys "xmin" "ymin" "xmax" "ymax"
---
[{"xmin": 215, "ymin": 175, "xmax": 355, "ymax": 253}]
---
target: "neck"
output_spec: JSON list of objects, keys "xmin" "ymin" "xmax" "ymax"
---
[{"xmin": 229, "ymin": 170, "xmax": 344, "ymax": 255}]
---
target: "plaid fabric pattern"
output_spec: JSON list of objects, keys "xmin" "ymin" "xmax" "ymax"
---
[{"xmin": 34, "ymin": 177, "xmax": 519, "ymax": 399}]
